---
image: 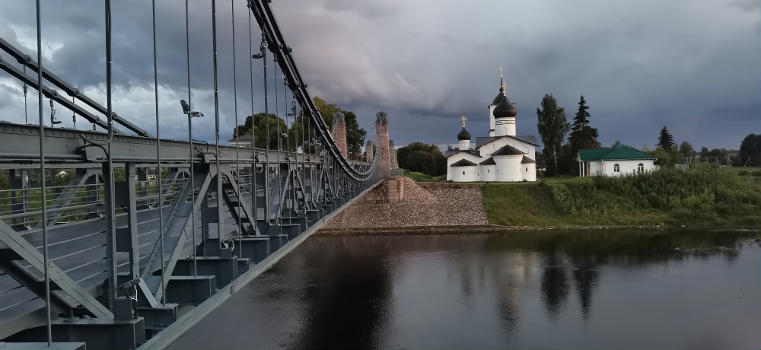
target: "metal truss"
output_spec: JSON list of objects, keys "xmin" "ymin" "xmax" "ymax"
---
[{"xmin": 0, "ymin": 0, "xmax": 385, "ymax": 348}]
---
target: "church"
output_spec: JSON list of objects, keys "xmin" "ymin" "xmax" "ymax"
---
[{"xmin": 446, "ymin": 71, "xmax": 538, "ymax": 182}]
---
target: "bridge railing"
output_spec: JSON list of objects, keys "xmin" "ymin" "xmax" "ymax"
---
[{"xmin": 0, "ymin": 0, "xmax": 390, "ymax": 348}]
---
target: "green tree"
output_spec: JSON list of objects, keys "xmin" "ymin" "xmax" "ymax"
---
[
  {"xmin": 658, "ymin": 126, "xmax": 675, "ymax": 150},
  {"xmin": 738, "ymin": 133, "xmax": 761, "ymax": 166},
  {"xmin": 568, "ymin": 95, "xmax": 600, "ymax": 173},
  {"xmin": 700, "ymin": 147, "xmax": 710, "ymax": 162},
  {"xmin": 234, "ymin": 113, "xmax": 287, "ymax": 149},
  {"xmin": 396, "ymin": 142, "xmax": 446, "ymax": 176},
  {"xmin": 611, "ymin": 140, "xmax": 625, "ymax": 148},
  {"xmin": 652, "ymin": 146, "xmax": 682, "ymax": 167},
  {"xmin": 536, "ymin": 94, "xmax": 570, "ymax": 175},
  {"xmin": 678, "ymin": 141, "xmax": 695, "ymax": 162}
]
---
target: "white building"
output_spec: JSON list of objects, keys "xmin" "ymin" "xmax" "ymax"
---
[
  {"xmin": 577, "ymin": 147, "xmax": 657, "ymax": 177},
  {"xmin": 229, "ymin": 133, "xmax": 253, "ymax": 148},
  {"xmin": 446, "ymin": 74, "xmax": 538, "ymax": 182}
]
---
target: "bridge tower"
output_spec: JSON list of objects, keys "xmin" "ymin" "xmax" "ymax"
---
[
  {"xmin": 333, "ymin": 112, "xmax": 348, "ymax": 158},
  {"xmin": 376, "ymin": 112, "xmax": 391, "ymax": 175},
  {"xmin": 390, "ymin": 140, "xmax": 398, "ymax": 169}
]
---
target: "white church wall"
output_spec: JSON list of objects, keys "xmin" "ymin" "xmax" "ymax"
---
[
  {"xmin": 494, "ymin": 155, "xmax": 523, "ymax": 182},
  {"xmin": 495, "ymin": 117, "xmax": 516, "ymax": 137},
  {"xmin": 446, "ymin": 152, "xmax": 483, "ymax": 181},
  {"xmin": 452, "ymin": 166, "xmax": 478, "ymax": 182},
  {"xmin": 480, "ymin": 164, "xmax": 496, "ymax": 181},
  {"xmin": 521, "ymin": 163, "xmax": 537, "ymax": 182}
]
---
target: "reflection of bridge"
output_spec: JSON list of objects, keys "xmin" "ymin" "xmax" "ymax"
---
[{"xmin": 0, "ymin": 1, "xmax": 395, "ymax": 349}]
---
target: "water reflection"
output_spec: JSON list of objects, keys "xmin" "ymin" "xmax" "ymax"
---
[
  {"xmin": 290, "ymin": 237, "xmax": 392, "ymax": 349},
  {"xmin": 169, "ymin": 229, "xmax": 761, "ymax": 349},
  {"xmin": 540, "ymin": 254, "xmax": 569, "ymax": 317},
  {"xmin": 486, "ymin": 229, "xmax": 760, "ymax": 321}
]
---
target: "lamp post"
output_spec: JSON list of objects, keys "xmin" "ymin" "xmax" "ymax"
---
[{"xmin": 180, "ymin": 99, "xmax": 203, "ymax": 273}]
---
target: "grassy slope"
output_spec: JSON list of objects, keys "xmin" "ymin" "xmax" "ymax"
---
[
  {"xmin": 405, "ymin": 171, "xmax": 445, "ymax": 182},
  {"xmin": 481, "ymin": 166, "xmax": 761, "ymax": 228}
]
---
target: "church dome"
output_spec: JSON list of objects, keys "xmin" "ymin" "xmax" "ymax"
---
[
  {"xmin": 490, "ymin": 86, "xmax": 505, "ymax": 106},
  {"xmin": 493, "ymin": 94, "xmax": 517, "ymax": 119},
  {"xmin": 457, "ymin": 127, "xmax": 471, "ymax": 140}
]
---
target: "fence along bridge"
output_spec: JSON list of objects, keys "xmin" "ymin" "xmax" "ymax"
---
[{"xmin": 0, "ymin": 1, "xmax": 391, "ymax": 348}]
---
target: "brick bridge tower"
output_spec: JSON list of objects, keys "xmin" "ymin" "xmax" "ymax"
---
[
  {"xmin": 376, "ymin": 111, "xmax": 391, "ymax": 176},
  {"xmin": 333, "ymin": 112, "xmax": 348, "ymax": 158},
  {"xmin": 389, "ymin": 140, "xmax": 398, "ymax": 169}
]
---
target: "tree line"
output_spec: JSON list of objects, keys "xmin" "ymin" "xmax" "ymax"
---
[
  {"xmin": 536, "ymin": 94, "xmax": 761, "ymax": 175},
  {"xmin": 234, "ymin": 96, "xmax": 367, "ymax": 159}
]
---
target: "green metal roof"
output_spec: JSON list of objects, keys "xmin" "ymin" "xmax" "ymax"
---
[{"xmin": 578, "ymin": 146, "xmax": 656, "ymax": 161}]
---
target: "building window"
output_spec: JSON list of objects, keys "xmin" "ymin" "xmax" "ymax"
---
[
  {"xmin": 613, "ymin": 164, "xmax": 620, "ymax": 173},
  {"xmin": 462, "ymin": 171, "xmax": 465, "ymax": 175},
  {"xmin": 638, "ymin": 163, "xmax": 644, "ymax": 174},
  {"xmin": 487, "ymin": 169, "xmax": 490, "ymax": 173}
]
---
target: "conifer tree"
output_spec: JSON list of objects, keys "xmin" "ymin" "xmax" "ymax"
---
[
  {"xmin": 568, "ymin": 95, "xmax": 600, "ymax": 173},
  {"xmin": 658, "ymin": 126, "xmax": 675, "ymax": 150}
]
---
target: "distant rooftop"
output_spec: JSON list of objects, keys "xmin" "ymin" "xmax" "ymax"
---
[{"xmin": 578, "ymin": 146, "xmax": 656, "ymax": 161}]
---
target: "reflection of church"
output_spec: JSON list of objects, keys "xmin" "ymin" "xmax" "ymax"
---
[{"xmin": 446, "ymin": 69, "xmax": 538, "ymax": 182}]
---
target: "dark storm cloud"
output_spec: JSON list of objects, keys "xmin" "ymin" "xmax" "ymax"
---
[{"xmin": 0, "ymin": 0, "xmax": 758, "ymax": 149}]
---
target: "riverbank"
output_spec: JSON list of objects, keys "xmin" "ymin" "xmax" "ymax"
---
[
  {"xmin": 322, "ymin": 177, "xmax": 487, "ymax": 230},
  {"xmin": 322, "ymin": 165, "xmax": 761, "ymax": 234},
  {"xmin": 483, "ymin": 165, "xmax": 761, "ymax": 228}
]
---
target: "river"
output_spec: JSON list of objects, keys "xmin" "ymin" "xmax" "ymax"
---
[{"xmin": 169, "ymin": 229, "xmax": 761, "ymax": 348}]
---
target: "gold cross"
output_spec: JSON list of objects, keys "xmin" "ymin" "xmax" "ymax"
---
[
  {"xmin": 499, "ymin": 65, "xmax": 503, "ymax": 79},
  {"xmin": 461, "ymin": 115, "xmax": 467, "ymax": 128}
]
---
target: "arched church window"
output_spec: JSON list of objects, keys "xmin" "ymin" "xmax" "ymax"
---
[
  {"xmin": 462, "ymin": 171, "xmax": 465, "ymax": 175},
  {"xmin": 638, "ymin": 163, "xmax": 644, "ymax": 174},
  {"xmin": 614, "ymin": 164, "xmax": 620, "ymax": 173}
]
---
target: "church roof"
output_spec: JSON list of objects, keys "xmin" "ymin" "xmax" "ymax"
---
[
  {"xmin": 479, "ymin": 157, "xmax": 496, "ymax": 165},
  {"xmin": 492, "ymin": 144, "xmax": 526, "ymax": 156},
  {"xmin": 578, "ymin": 146, "xmax": 656, "ymax": 161},
  {"xmin": 493, "ymin": 93, "xmax": 517, "ymax": 119},
  {"xmin": 490, "ymin": 86, "xmax": 505, "ymax": 106},
  {"xmin": 446, "ymin": 149, "xmax": 480, "ymax": 158},
  {"xmin": 521, "ymin": 156, "xmax": 535, "ymax": 164},
  {"xmin": 457, "ymin": 127, "xmax": 471, "ymax": 140},
  {"xmin": 451, "ymin": 159, "xmax": 478, "ymax": 167},
  {"xmin": 476, "ymin": 135, "xmax": 539, "ymax": 148}
]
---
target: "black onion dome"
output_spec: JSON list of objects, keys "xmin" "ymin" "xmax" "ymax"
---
[
  {"xmin": 457, "ymin": 127, "xmax": 471, "ymax": 140},
  {"xmin": 493, "ymin": 94, "xmax": 517, "ymax": 119},
  {"xmin": 490, "ymin": 86, "xmax": 505, "ymax": 106}
]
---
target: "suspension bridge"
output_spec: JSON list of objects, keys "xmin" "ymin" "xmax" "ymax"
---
[{"xmin": 0, "ymin": 1, "xmax": 395, "ymax": 349}]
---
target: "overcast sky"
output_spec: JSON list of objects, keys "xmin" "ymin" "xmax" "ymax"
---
[{"xmin": 0, "ymin": 0, "xmax": 758, "ymax": 150}]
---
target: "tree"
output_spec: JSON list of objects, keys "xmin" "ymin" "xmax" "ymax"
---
[
  {"xmin": 536, "ymin": 94, "xmax": 570, "ymax": 175},
  {"xmin": 396, "ymin": 142, "xmax": 446, "ymax": 176},
  {"xmin": 658, "ymin": 126, "xmax": 675, "ymax": 151},
  {"xmin": 568, "ymin": 95, "xmax": 600, "ymax": 173},
  {"xmin": 738, "ymin": 133, "xmax": 761, "ymax": 166},
  {"xmin": 678, "ymin": 141, "xmax": 695, "ymax": 162},
  {"xmin": 700, "ymin": 147, "xmax": 710, "ymax": 162},
  {"xmin": 652, "ymin": 146, "xmax": 682, "ymax": 167},
  {"xmin": 234, "ymin": 113, "xmax": 287, "ymax": 149},
  {"xmin": 611, "ymin": 140, "xmax": 625, "ymax": 148}
]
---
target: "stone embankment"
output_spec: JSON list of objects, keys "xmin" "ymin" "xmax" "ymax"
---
[{"xmin": 321, "ymin": 177, "xmax": 493, "ymax": 235}]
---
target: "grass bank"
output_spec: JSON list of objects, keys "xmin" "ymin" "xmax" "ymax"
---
[
  {"xmin": 404, "ymin": 171, "xmax": 445, "ymax": 182},
  {"xmin": 482, "ymin": 165, "xmax": 761, "ymax": 228}
]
